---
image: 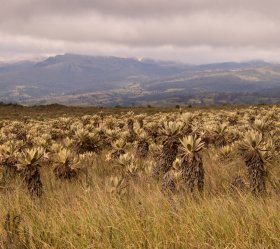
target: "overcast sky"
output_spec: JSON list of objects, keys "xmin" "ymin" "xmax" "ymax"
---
[{"xmin": 1, "ymin": 0, "xmax": 280, "ymax": 63}]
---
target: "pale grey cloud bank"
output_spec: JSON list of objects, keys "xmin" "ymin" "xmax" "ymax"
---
[{"xmin": 0, "ymin": 0, "xmax": 280, "ymax": 63}]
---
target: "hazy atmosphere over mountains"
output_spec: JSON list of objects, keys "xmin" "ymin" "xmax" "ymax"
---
[
  {"xmin": 1, "ymin": 54, "xmax": 280, "ymax": 106},
  {"xmin": 1, "ymin": 1, "xmax": 280, "ymax": 106}
]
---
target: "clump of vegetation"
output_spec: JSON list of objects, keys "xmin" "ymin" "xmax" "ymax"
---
[
  {"xmin": 17, "ymin": 148, "xmax": 44, "ymax": 197},
  {"xmin": 179, "ymin": 134, "xmax": 205, "ymax": 195},
  {"xmin": 53, "ymin": 148, "xmax": 80, "ymax": 180},
  {"xmin": 238, "ymin": 131, "xmax": 267, "ymax": 194}
]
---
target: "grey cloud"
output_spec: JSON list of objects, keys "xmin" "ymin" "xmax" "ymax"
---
[
  {"xmin": 0, "ymin": 11, "xmax": 278, "ymax": 47},
  {"xmin": 1, "ymin": 0, "xmax": 280, "ymax": 63},
  {"xmin": 2, "ymin": 0, "xmax": 280, "ymax": 19}
]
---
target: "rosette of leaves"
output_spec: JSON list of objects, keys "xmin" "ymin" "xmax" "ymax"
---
[
  {"xmin": 17, "ymin": 148, "xmax": 44, "ymax": 197},
  {"xmin": 253, "ymin": 118, "xmax": 272, "ymax": 135},
  {"xmin": 218, "ymin": 145, "xmax": 234, "ymax": 162},
  {"xmin": 109, "ymin": 139, "xmax": 127, "ymax": 160},
  {"xmin": 74, "ymin": 129, "xmax": 100, "ymax": 153},
  {"xmin": 212, "ymin": 123, "xmax": 228, "ymax": 147},
  {"xmin": 118, "ymin": 153, "xmax": 138, "ymax": 177},
  {"xmin": 136, "ymin": 114, "xmax": 146, "ymax": 129},
  {"xmin": 0, "ymin": 141, "xmax": 23, "ymax": 179},
  {"xmin": 152, "ymin": 121, "xmax": 183, "ymax": 179},
  {"xmin": 181, "ymin": 113, "xmax": 195, "ymax": 135},
  {"xmin": 135, "ymin": 130, "xmax": 150, "ymax": 158},
  {"xmin": 53, "ymin": 148, "xmax": 80, "ymax": 180},
  {"xmin": 179, "ymin": 135, "xmax": 205, "ymax": 194},
  {"xmin": 81, "ymin": 115, "xmax": 92, "ymax": 126},
  {"xmin": 238, "ymin": 131, "xmax": 268, "ymax": 194},
  {"xmin": 228, "ymin": 113, "xmax": 239, "ymax": 126}
]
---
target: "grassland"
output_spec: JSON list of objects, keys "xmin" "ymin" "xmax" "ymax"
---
[{"xmin": 0, "ymin": 104, "xmax": 279, "ymax": 248}]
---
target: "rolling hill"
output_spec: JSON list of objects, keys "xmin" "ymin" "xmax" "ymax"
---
[{"xmin": 0, "ymin": 54, "xmax": 279, "ymax": 106}]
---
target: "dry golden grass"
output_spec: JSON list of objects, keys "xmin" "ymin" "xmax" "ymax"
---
[{"xmin": 0, "ymin": 153, "xmax": 280, "ymax": 249}]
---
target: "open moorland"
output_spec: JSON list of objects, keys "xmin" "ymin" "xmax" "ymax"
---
[{"xmin": 0, "ymin": 104, "xmax": 280, "ymax": 248}]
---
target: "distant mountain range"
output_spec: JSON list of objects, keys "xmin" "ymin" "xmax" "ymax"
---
[{"xmin": 0, "ymin": 54, "xmax": 280, "ymax": 106}]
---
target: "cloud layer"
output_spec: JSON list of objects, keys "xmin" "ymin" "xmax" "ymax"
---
[{"xmin": 1, "ymin": 0, "xmax": 280, "ymax": 63}]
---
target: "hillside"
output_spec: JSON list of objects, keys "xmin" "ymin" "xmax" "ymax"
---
[{"xmin": 0, "ymin": 54, "xmax": 279, "ymax": 106}]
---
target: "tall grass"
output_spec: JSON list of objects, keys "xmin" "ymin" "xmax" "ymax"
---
[{"xmin": 1, "ymin": 154, "xmax": 280, "ymax": 249}]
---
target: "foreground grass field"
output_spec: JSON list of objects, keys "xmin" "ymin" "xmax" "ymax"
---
[{"xmin": 0, "ymin": 104, "xmax": 279, "ymax": 248}]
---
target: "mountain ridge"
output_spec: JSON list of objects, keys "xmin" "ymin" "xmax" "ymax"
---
[{"xmin": 0, "ymin": 54, "xmax": 279, "ymax": 106}]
